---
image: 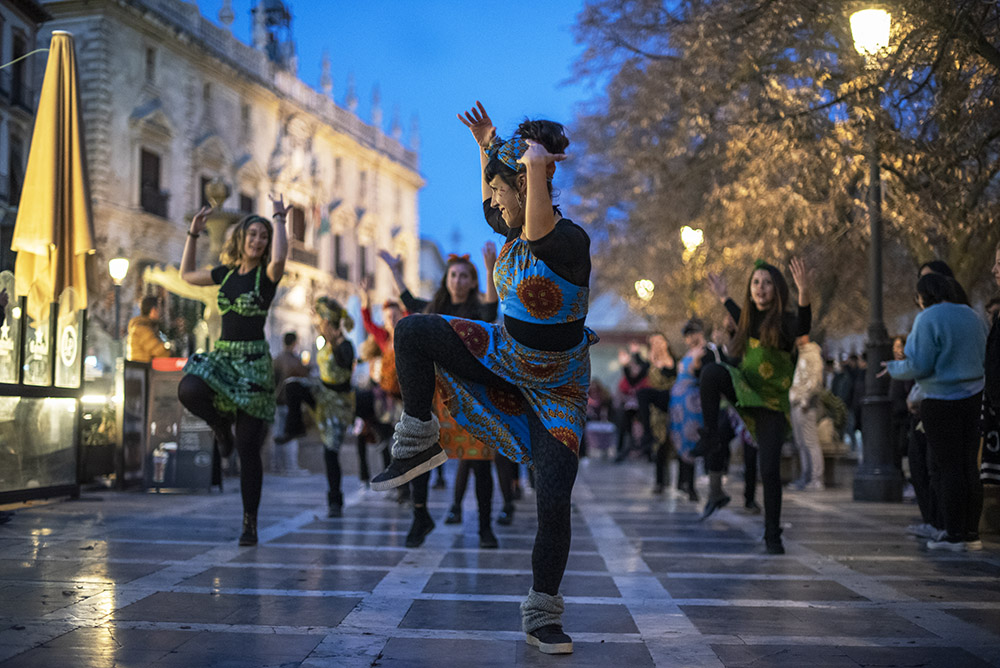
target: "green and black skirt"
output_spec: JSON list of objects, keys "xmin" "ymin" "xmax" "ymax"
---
[{"xmin": 183, "ymin": 339, "xmax": 276, "ymax": 422}]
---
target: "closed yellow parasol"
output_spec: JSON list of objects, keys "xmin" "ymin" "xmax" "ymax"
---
[{"xmin": 11, "ymin": 31, "xmax": 94, "ymax": 323}]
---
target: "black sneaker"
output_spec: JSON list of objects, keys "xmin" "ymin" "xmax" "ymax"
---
[
  {"xmin": 526, "ymin": 625, "xmax": 573, "ymax": 655},
  {"xmin": 700, "ymin": 495, "xmax": 730, "ymax": 521},
  {"xmin": 444, "ymin": 505, "xmax": 462, "ymax": 525},
  {"xmin": 405, "ymin": 508, "xmax": 435, "ymax": 548},
  {"xmin": 743, "ymin": 500, "xmax": 762, "ymax": 515},
  {"xmin": 370, "ymin": 444, "xmax": 448, "ymax": 491},
  {"xmin": 765, "ymin": 537, "xmax": 785, "ymax": 555},
  {"xmin": 497, "ymin": 502, "xmax": 515, "ymax": 526},
  {"xmin": 479, "ymin": 527, "xmax": 499, "ymax": 549}
]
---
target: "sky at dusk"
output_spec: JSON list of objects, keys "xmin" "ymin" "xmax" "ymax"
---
[{"xmin": 195, "ymin": 0, "xmax": 594, "ymax": 285}]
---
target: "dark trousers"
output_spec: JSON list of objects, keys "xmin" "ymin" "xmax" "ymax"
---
[
  {"xmin": 654, "ymin": 438, "xmax": 670, "ymax": 487},
  {"xmin": 452, "ymin": 459, "xmax": 495, "ymax": 525},
  {"xmin": 284, "ymin": 380, "xmax": 314, "ymax": 437},
  {"xmin": 920, "ymin": 394, "xmax": 984, "ymax": 540},
  {"xmin": 700, "ymin": 362, "xmax": 785, "ymax": 540},
  {"xmin": 703, "ymin": 410, "xmax": 758, "ymax": 505},
  {"xmin": 178, "ymin": 375, "xmax": 268, "ymax": 515},
  {"xmin": 355, "ymin": 388, "xmax": 392, "ymax": 482},
  {"xmin": 908, "ymin": 422, "xmax": 939, "ymax": 527},
  {"xmin": 494, "ymin": 453, "xmax": 516, "ymax": 505},
  {"xmin": 394, "ymin": 314, "xmax": 579, "ymax": 595},
  {"xmin": 637, "ymin": 387, "xmax": 672, "ymax": 442}
]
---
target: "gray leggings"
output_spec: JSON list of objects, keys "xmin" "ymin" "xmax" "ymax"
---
[{"xmin": 394, "ymin": 314, "xmax": 579, "ymax": 594}]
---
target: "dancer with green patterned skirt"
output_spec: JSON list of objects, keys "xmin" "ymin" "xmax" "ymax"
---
[
  {"xmin": 694, "ymin": 258, "xmax": 811, "ymax": 555},
  {"xmin": 178, "ymin": 196, "xmax": 290, "ymax": 546},
  {"xmin": 274, "ymin": 297, "xmax": 357, "ymax": 518}
]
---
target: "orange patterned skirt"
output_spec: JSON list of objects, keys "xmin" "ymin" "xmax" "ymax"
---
[{"xmin": 435, "ymin": 393, "xmax": 494, "ymax": 460}]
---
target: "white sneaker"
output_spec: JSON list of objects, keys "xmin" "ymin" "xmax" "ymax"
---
[
  {"xmin": 926, "ymin": 538, "xmax": 966, "ymax": 552},
  {"xmin": 804, "ymin": 480, "xmax": 825, "ymax": 491},
  {"xmin": 965, "ymin": 539, "xmax": 984, "ymax": 551}
]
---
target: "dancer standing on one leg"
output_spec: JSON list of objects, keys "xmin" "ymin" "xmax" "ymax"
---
[
  {"xmin": 372, "ymin": 102, "xmax": 595, "ymax": 655},
  {"xmin": 178, "ymin": 196, "xmax": 290, "ymax": 546},
  {"xmin": 378, "ymin": 245, "xmax": 500, "ymax": 547},
  {"xmin": 274, "ymin": 298, "xmax": 356, "ymax": 517},
  {"xmin": 695, "ymin": 258, "xmax": 811, "ymax": 555}
]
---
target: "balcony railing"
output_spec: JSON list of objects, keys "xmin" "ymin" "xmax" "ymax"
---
[{"xmin": 290, "ymin": 245, "xmax": 318, "ymax": 267}]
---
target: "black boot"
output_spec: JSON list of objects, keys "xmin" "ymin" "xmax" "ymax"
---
[
  {"xmin": 479, "ymin": 505, "xmax": 498, "ymax": 549},
  {"xmin": 444, "ymin": 503, "xmax": 462, "ymax": 524},
  {"xmin": 700, "ymin": 472, "xmax": 731, "ymax": 520},
  {"xmin": 238, "ymin": 512, "xmax": 257, "ymax": 546},
  {"xmin": 327, "ymin": 491, "xmax": 343, "ymax": 518},
  {"xmin": 497, "ymin": 501, "xmax": 515, "ymax": 526},
  {"xmin": 405, "ymin": 506, "xmax": 435, "ymax": 548}
]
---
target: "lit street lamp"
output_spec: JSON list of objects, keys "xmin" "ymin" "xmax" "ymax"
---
[
  {"xmin": 108, "ymin": 253, "xmax": 130, "ymax": 340},
  {"xmin": 850, "ymin": 8, "xmax": 901, "ymax": 502},
  {"xmin": 634, "ymin": 279, "xmax": 655, "ymax": 302},
  {"xmin": 680, "ymin": 225, "xmax": 705, "ymax": 311}
]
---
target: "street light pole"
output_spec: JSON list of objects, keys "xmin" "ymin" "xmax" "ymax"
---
[{"xmin": 850, "ymin": 8, "xmax": 902, "ymax": 502}]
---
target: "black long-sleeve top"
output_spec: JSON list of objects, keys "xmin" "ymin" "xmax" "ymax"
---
[
  {"xmin": 399, "ymin": 290, "xmax": 499, "ymax": 322},
  {"xmin": 484, "ymin": 201, "xmax": 591, "ymax": 352},
  {"xmin": 724, "ymin": 298, "xmax": 811, "ymax": 354}
]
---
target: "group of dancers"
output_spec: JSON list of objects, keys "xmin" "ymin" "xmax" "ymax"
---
[{"xmin": 175, "ymin": 100, "xmax": 813, "ymax": 655}]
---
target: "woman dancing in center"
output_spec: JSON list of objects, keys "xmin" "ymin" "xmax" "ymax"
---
[
  {"xmin": 372, "ymin": 102, "xmax": 595, "ymax": 655},
  {"xmin": 695, "ymin": 258, "xmax": 811, "ymax": 554}
]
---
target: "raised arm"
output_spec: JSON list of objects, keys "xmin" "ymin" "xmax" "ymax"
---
[
  {"xmin": 267, "ymin": 193, "xmax": 292, "ymax": 284},
  {"xmin": 517, "ymin": 140, "xmax": 564, "ymax": 241},
  {"xmin": 180, "ymin": 206, "xmax": 215, "ymax": 286},
  {"xmin": 482, "ymin": 241, "xmax": 498, "ymax": 305},
  {"xmin": 377, "ymin": 249, "xmax": 409, "ymax": 296},
  {"xmin": 457, "ymin": 101, "xmax": 495, "ymax": 203}
]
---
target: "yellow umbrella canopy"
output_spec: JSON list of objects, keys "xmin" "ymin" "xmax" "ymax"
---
[{"xmin": 11, "ymin": 31, "xmax": 95, "ymax": 323}]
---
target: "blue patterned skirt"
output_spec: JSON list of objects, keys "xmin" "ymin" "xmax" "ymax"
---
[{"xmin": 435, "ymin": 316, "xmax": 598, "ymax": 467}]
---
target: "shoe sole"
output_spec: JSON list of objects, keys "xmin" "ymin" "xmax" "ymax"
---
[
  {"xmin": 525, "ymin": 634, "xmax": 573, "ymax": 654},
  {"xmin": 370, "ymin": 451, "xmax": 448, "ymax": 491}
]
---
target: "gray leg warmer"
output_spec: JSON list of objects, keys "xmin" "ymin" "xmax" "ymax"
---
[
  {"xmin": 520, "ymin": 588, "xmax": 565, "ymax": 633},
  {"xmin": 390, "ymin": 412, "xmax": 440, "ymax": 459}
]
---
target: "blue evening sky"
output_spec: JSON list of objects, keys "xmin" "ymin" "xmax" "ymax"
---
[{"xmin": 195, "ymin": 0, "xmax": 593, "ymax": 284}]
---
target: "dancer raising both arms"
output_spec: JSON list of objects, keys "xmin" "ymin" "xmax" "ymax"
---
[
  {"xmin": 695, "ymin": 258, "xmax": 811, "ymax": 555},
  {"xmin": 178, "ymin": 196, "xmax": 290, "ymax": 546},
  {"xmin": 377, "ymin": 245, "xmax": 500, "ymax": 548},
  {"xmin": 371, "ymin": 101, "xmax": 595, "ymax": 655}
]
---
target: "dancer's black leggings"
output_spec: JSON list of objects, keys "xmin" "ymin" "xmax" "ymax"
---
[
  {"xmin": 395, "ymin": 314, "xmax": 579, "ymax": 594},
  {"xmin": 178, "ymin": 375, "xmax": 268, "ymax": 515},
  {"xmin": 452, "ymin": 459, "xmax": 495, "ymax": 522},
  {"xmin": 700, "ymin": 362, "xmax": 785, "ymax": 540},
  {"xmin": 638, "ymin": 387, "xmax": 672, "ymax": 440}
]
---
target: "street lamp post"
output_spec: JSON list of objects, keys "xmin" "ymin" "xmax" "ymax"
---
[
  {"xmin": 108, "ymin": 254, "xmax": 130, "ymax": 340},
  {"xmin": 680, "ymin": 226, "xmax": 705, "ymax": 314},
  {"xmin": 850, "ymin": 8, "xmax": 902, "ymax": 502}
]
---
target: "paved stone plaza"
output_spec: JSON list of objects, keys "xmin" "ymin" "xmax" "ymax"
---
[{"xmin": 0, "ymin": 456, "xmax": 998, "ymax": 667}]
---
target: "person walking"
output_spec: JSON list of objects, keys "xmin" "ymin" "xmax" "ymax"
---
[
  {"xmin": 788, "ymin": 334, "xmax": 825, "ymax": 491},
  {"xmin": 694, "ymin": 258, "xmax": 812, "ymax": 555},
  {"xmin": 884, "ymin": 272, "xmax": 987, "ymax": 551},
  {"xmin": 178, "ymin": 196, "xmax": 290, "ymax": 546},
  {"xmin": 378, "ymin": 244, "xmax": 500, "ymax": 547},
  {"xmin": 371, "ymin": 102, "xmax": 594, "ymax": 654}
]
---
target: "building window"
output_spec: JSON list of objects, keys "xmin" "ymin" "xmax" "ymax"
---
[
  {"xmin": 199, "ymin": 176, "xmax": 212, "ymax": 209},
  {"xmin": 290, "ymin": 205, "xmax": 306, "ymax": 243},
  {"xmin": 240, "ymin": 103, "xmax": 251, "ymax": 142},
  {"xmin": 140, "ymin": 148, "xmax": 168, "ymax": 218},
  {"xmin": 145, "ymin": 48, "xmax": 156, "ymax": 84},
  {"xmin": 239, "ymin": 192, "xmax": 255, "ymax": 214},
  {"xmin": 334, "ymin": 234, "xmax": 348, "ymax": 279},
  {"xmin": 334, "ymin": 157, "xmax": 342, "ymax": 189},
  {"xmin": 11, "ymin": 33, "xmax": 27, "ymax": 109},
  {"xmin": 8, "ymin": 136, "xmax": 23, "ymax": 206},
  {"xmin": 358, "ymin": 244, "xmax": 368, "ymax": 281},
  {"xmin": 358, "ymin": 170, "xmax": 367, "ymax": 205}
]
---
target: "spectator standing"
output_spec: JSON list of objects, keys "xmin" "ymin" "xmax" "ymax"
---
[
  {"xmin": 788, "ymin": 334, "xmax": 826, "ymax": 491},
  {"xmin": 126, "ymin": 296, "xmax": 170, "ymax": 363}
]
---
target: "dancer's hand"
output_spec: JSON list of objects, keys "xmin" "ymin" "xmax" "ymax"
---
[
  {"xmin": 482, "ymin": 241, "xmax": 497, "ymax": 270},
  {"xmin": 790, "ymin": 257, "xmax": 811, "ymax": 305},
  {"xmin": 189, "ymin": 206, "xmax": 213, "ymax": 235},
  {"xmin": 707, "ymin": 272, "xmax": 728, "ymax": 302},
  {"xmin": 876, "ymin": 360, "xmax": 890, "ymax": 378},
  {"xmin": 358, "ymin": 276, "xmax": 372, "ymax": 309},
  {"xmin": 377, "ymin": 250, "xmax": 403, "ymax": 275},
  {"xmin": 269, "ymin": 193, "xmax": 293, "ymax": 219},
  {"xmin": 457, "ymin": 101, "xmax": 495, "ymax": 149},
  {"xmin": 518, "ymin": 139, "xmax": 566, "ymax": 168}
]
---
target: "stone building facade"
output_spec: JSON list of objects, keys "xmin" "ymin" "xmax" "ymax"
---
[
  {"xmin": 0, "ymin": 0, "xmax": 50, "ymax": 273},
  {"xmin": 38, "ymin": 0, "xmax": 422, "ymax": 353}
]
